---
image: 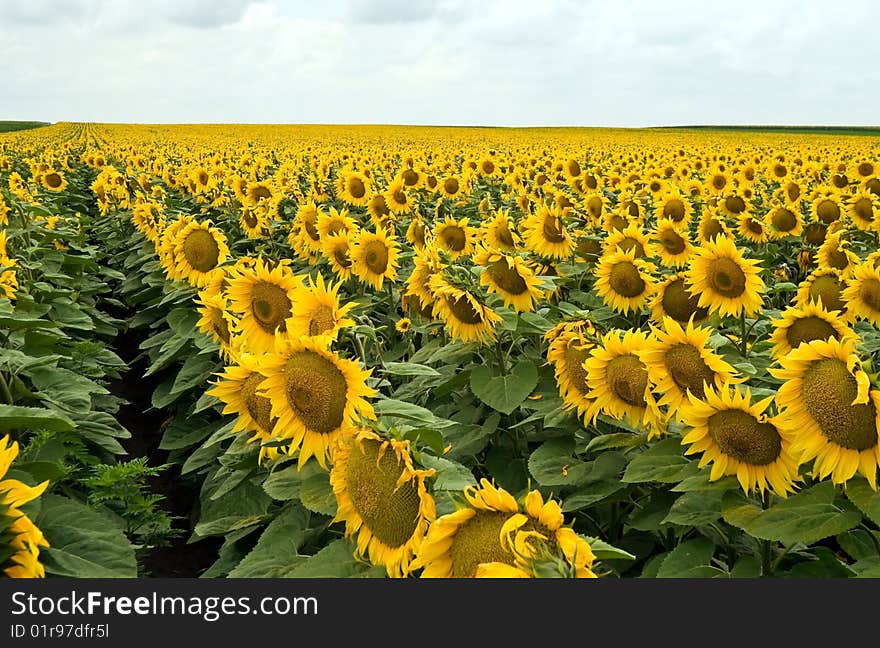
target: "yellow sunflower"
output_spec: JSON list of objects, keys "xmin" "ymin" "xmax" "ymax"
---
[
  {"xmin": 225, "ymin": 258, "xmax": 303, "ymax": 355},
  {"xmin": 350, "ymin": 227, "xmax": 400, "ymax": 290},
  {"xmin": 639, "ymin": 317, "xmax": 741, "ymax": 418},
  {"xmin": 769, "ymin": 299, "xmax": 855, "ymax": 359},
  {"xmin": 842, "ymin": 262, "xmax": 880, "ymax": 327},
  {"xmin": 337, "ymin": 169, "xmax": 372, "ymax": 207},
  {"xmin": 811, "ymin": 194, "xmax": 843, "ymax": 225},
  {"xmin": 434, "ymin": 216, "xmax": 477, "ymax": 260},
  {"xmin": 584, "ymin": 329, "xmax": 664, "ymax": 435},
  {"xmin": 259, "ymin": 334, "xmax": 376, "ymax": 469},
  {"xmin": 405, "ymin": 215, "xmax": 427, "ymax": 249},
  {"xmin": 593, "ymin": 247, "xmax": 657, "ymax": 315},
  {"xmin": 650, "ymin": 273, "xmax": 710, "ymax": 325},
  {"xmin": 654, "ymin": 191, "xmax": 692, "ymax": 227},
  {"xmin": 796, "ymin": 267, "xmax": 848, "ymax": 314},
  {"xmin": 413, "ymin": 479, "xmax": 521, "ymax": 578},
  {"xmin": 383, "ymin": 179, "xmax": 413, "ymax": 215},
  {"xmin": 545, "ymin": 320, "xmax": 597, "ymax": 422},
  {"xmin": 429, "ymin": 276, "xmax": 502, "ymax": 345},
  {"xmin": 686, "ymin": 235, "xmax": 764, "ymax": 318},
  {"xmin": 329, "ymin": 429, "xmax": 435, "ymax": 578},
  {"xmin": 520, "ymin": 205, "xmax": 575, "ymax": 260},
  {"xmin": 321, "ymin": 232, "xmax": 354, "ymax": 281},
  {"xmin": 482, "ymin": 208, "xmax": 520, "ymax": 252},
  {"xmin": 195, "ymin": 292, "xmax": 237, "ymax": 360},
  {"xmin": 847, "ymin": 190, "xmax": 880, "ymax": 231},
  {"xmin": 650, "ymin": 218, "xmax": 695, "ymax": 268},
  {"xmin": 767, "ymin": 204, "xmax": 803, "ymax": 239},
  {"xmin": 679, "ymin": 383, "xmax": 799, "ymax": 496},
  {"xmin": 474, "ymin": 249, "xmax": 544, "ymax": 312},
  {"xmin": 171, "ymin": 220, "xmax": 229, "ymax": 287},
  {"xmin": 288, "ymin": 274, "xmax": 355, "ymax": 339},
  {"xmin": 1, "ymin": 435, "xmax": 49, "ymax": 578},
  {"xmin": 738, "ymin": 214, "xmax": 770, "ymax": 245},
  {"xmin": 771, "ymin": 338, "xmax": 880, "ymax": 488},
  {"xmin": 317, "ymin": 206, "xmax": 355, "ymax": 240},
  {"xmin": 816, "ymin": 229, "xmax": 858, "ymax": 273},
  {"xmin": 604, "ymin": 222, "xmax": 650, "ymax": 259},
  {"xmin": 40, "ymin": 169, "xmax": 67, "ymax": 192}
]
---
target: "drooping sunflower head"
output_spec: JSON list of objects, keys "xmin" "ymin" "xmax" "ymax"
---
[
  {"xmin": 584, "ymin": 329, "xmax": 664, "ymax": 435},
  {"xmin": 350, "ymin": 227, "xmax": 400, "ymax": 290},
  {"xmin": 474, "ymin": 249, "xmax": 544, "ymax": 313},
  {"xmin": 593, "ymin": 246, "xmax": 657, "ymax": 315},
  {"xmin": 225, "ymin": 258, "xmax": 303, "ymax": 355},
  {"xmin": 771, "ymin": 337, "xmax": 880, "ymax": 488},
  {"xmin": 680, "ymin": 383, "xmax": 799, "ymax": 496},
  {"xmin": 330, "ymin": 429, "xmax": 435, "ymax": 578},
  {"xmin": 429, "ymin": 275, "xmax": 502, "ymax": 345},
  {"xmin": 769, "ymin": 299, "xmax": 855, "ymax": 359},
  {"xmin": 639, "ymin": 317, "xmax": 742, "ymax": 418},
  {"xmin": 650, "ymin": 273, "xmax": 710, "ymax": 325},
  {"xmin": 686, "ymin": 235, "xmax": 765, "ymax": 318},
  {"xmin": 0, "ymin": 435, "xmax": 50, "ymax": 578},
  {"xmin": 259, "ymin": 334, "xmax": 376, "ymax": 469},
  {"xmin": 413, "ymin": 479, "xmax": 521, "ymax": 578}
]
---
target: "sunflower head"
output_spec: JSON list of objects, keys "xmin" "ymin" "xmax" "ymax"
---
[{"xmin": 686, "ymin": 235, "xmax": 765, "ymax": 318}]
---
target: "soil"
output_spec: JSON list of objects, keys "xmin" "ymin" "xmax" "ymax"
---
[{"xmin": 108, "ymin": 323, "xmax": 222, "ymax": 577}]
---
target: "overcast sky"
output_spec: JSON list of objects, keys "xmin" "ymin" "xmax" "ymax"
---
[{"xmin": 1, "ymin": 0, "xmax": 877, "ymax": 127}]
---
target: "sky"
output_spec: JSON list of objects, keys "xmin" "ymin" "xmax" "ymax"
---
[{"xmin": 0, "ymin": 0, "xmax": 877, "ymax": 127}]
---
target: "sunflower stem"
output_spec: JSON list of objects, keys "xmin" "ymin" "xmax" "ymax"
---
[
  {"xmin": 494, "ymin": 339, "xmax": 508, "ymax": 375},
  {"xmin": 760, "ymin": 491, "xmax": 773, "ymax": 576},
  {"xmin": 739, "ymin": 311, "xmax": 749, "ymax": 358},
  {"xmin": 0, "ymin": 372, "xmax": 13, "ymax": 405}
]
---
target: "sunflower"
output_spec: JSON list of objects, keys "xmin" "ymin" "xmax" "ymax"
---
[
  {"xmin": 687, "ymin": 235, "xmax": 764, "ymax": 318},
  {"xmin": 772, "ymin": 338, "xmax": 880, "ymax": 488},
  {"xmin": 796, "ymin": 267, "xmax": 847, "ymax": 314},
  {"xmin": 650, "ymin": 274, "xmax": 709, "ymax": 325},
  {"xmin": 520, "ymin": 205, "xmax": 575, "ymax": 260},
  {"xmin": 438, "ymin": 175, "xmax": 466, "ymax": 199},
  {"xmin": 604, "ymin": 223, "xmax": 650, "ymax": 259},
  {"xmin": 171, "ymin": 220, "xmax": 229, "ymax": 287},
  {"xmin": 718, "ymin": 193, "xmax": 750, "ymax": 219},
  {"xmin": 705, "ymin": 169, "xmax": 730, "ymax": 195},
  {"xmin": 40, "ymin": 169, "xmax": 67, "ymax": 192},
  {"xmin": 697, "ymin": 211, "xmax": 730, "ymax": 244},
  {"xmin": 482, "ymin": 209, "xmax": 520, "ymax": 252},
  {"xmin": 848, "ymin": 190, "xmax": 880, "ymax": 231},
  {"xmin": 650, "ymin": 218, "xmax": 695, "ymax": 268},
  {"xmin": 330, "ymin": 429, "xmax": 435, "ymax": 578},
  {"xmin": 430, "ymin": 278, "xmax": 502, "ymax": 344},
  {"xmin": 225, "ymin": 258, "xmax": 302, "ymax": 355},
  {"xmin": 499, "ymin": 489, "xmax": 597, "ymax": 578},
  {"xmin": 406, "ymin": 246, "xmax": 444, "ymax": 309},
  {"xmin": 654, "ymin": 191, "xmax": 692, "ymax": 227},
  {"xmin": 639, "ymin": 317, "xmax": 741, "ymax": 418},
  {"xmin": 195, "ymin": 292, "xmax": 237, "ymax": 360},
  {"xmin": 383, "ymin": 179, "xmax": 413, "ymax": 214},
  {"xmin": 206, "ymin": 354, "xmax": 281, "ymax": 459},
  {"xmin": 584, "ymin": 329, "xmax": 664, "ymax": 435},
  {"xmin": 842, "ymin": 262, "xmax": 880, "ymax": 327},
  {"xmin": 0, "ymin": 435, "xmax": 49, "ymax": 577},
  {"xmin": 288, "ymin": 274, "xmax": 355, "ymax": 339},
  {"xmin": 367, "ymin": 194, "xmax": 392, "ymax": 225},
  {"xmin": 851, "ymin": 159, "xmax": 878, "ymax": 182},
  {"xmin": 768, "ymin": 299, "xmax": 854, "ymax": 359},
  {"xmin": 802, "ymin": 221, "xmax": 828, "ymax": 247},
  {"xmin": 413, "ymin": 479, "xmax": 521, "ymax": 578},
  {"xmin": 259, "ymin": 334, "xmax": 375, "ymax": 469},
  {"xmin": 545, "ymin": 320, "xmax": 597, "ymax": 421},
  {"xmin": 679, "ymin": 383, "xmax": 799, "ymax": 496},
  {"xmin": 767, "ymin": 204, "xmax": 803, "ymax": 239},
  {"xmin": 321, "ymin": 232, "xmax": 354, "ymax": 281},
  {"xmin": 240, "ymin": 206, "xmax": 269, "ymax": 239},
  {"xmin": 317, "ymin": 206, "xmax": 355, "ymax": 240},
  {"xmin": 737, "ymin": 213, "xmax": 769, "ymax": 245},
  {"xmin": 474, "ymin": 249, "xmax": 544, "ymax": 312},
  {"xmin": 593, "ymin": 247, "xmax": 656, "ymax": 315},
  {"xmin": 395, "ymin": 318, "xmax": 412, "ymax": 333},
  {"xmin": 337, "ymin": 170, "xmax": 372, "ymax": 207},
  {"xmin": 405, "ymin": 215, "xmax": 427, "ymax": 249},
  {"xmin": 434, "ymin": 216, "xmax": 477, "ymax": 260},
  {"xmin": 816, "ymin": 229, "xmax": 858, "ymax": 273},
  {"xmin": 350, "ymin": 227, "xmax": 400, "ymax": 290},
  {"xmin": 811, "ymin": 194, "xmax": 843, "ymax": 225},
  {"xmin": 245, "ymin": 180, "xmax": 274, "ymax": 206}
]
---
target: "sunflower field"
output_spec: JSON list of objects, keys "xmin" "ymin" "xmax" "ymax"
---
[{"xmin": 1, "ymin": 122, "xmax": 880, "ymax": 580}]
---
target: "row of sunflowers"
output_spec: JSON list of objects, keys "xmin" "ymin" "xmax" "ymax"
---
[{"xmin": 1, "ymin": 121, "xmax": 880, "ymax": 578}]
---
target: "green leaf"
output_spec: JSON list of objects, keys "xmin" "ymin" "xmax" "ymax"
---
[
  {"xmin": 562, "ymin": 480, "xmax": 625, "ymax": 511},
  {"xmin": 528, "ymin": 438, "xmax": 590, "ymax": 487},
  {"xmin": 723, "ymin": 483, "xmax": 861, "ymax": 545},
  {"xmin": 583, "ymin": 537, "xmax": 636, "ymax": 562},
  {"xmin": 373, "ymin": 398, "xmax": 455, "ymax": 428},
  {"xmin": 852, "ymin": 556, "xmax": 880, "ymax": 577},
  {"xmin": 287, "ymin": 539, "xmax": 384, "ymax": 578},
  {"xmin": 621, "ymin": 437, "xmax": 697, "ymax": 483},
  {"xmin": 195, "ymin": 480, "xmax": 271, "ymax": 537},
  {"xmin": 299, "ymin": 471, "xmax": 337, "ymax": 516},
  {"xmin": 170, "ymin": 354, "xmax": 218, "ymax": 395},
  {"xmin": 469, "ymin": 360, "xmax": 539, "ymax": 415},
  {"xmin": 656, "ymin": 537, "xmax": 721, "ymax": 578},
  {"xmin": 730, "ymin": 556, "xmax": 762, "ymax": 578},
  {"xmin": 420, "ymin": 454, "xmax": 477, "ymax": 491},
  {"xmin": 0, "ymin": 404, "xmax": 74, "ymax": 432},
  {"xmin": 584, "ymin": 431, "xmax": 647, "ymax": 454},
  {"xmin": 845, "ymin": 477, "xmax": 880, "ymax": 526},
  {"xmin": 663, "ymin": 490, "xmax": 725, "ymax": 526},
  {"xmin": 382, "ymin": 362, "xmax": 440, "ymax": 377},
  {"xmin": 228, "ymin": 506, "xmax": 311, "ymax": 578},
  {"xmin": 263, "ymin": 464, "xmax": 304, "ymax": 501},
  {"xmin": 781, "ymin": 547, "xmax": 856, "ymax": 578},
  {"xmin": 36, "ymin": 495, "xmax": 136, "ymax": 577}
]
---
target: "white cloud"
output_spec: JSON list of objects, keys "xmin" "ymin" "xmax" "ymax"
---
[{"xmin": 0, "ymin": 0, "xmax": 877, "ymax": 126}]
